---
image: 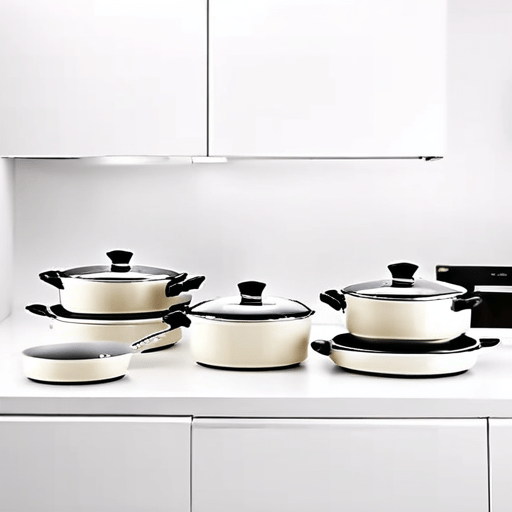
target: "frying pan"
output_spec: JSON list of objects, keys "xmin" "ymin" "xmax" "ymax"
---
[{"xmin": 22, "ymin": 311, "xmax": 191, "ymax": 384}]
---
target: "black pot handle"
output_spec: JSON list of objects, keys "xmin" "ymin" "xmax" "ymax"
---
[
  {"xmin": 106, "ymin": 250, "xmax": 133, "ymax": 273},
  {"xmin": 238, "ymin": 281, "xmax": 266, "ymax": 306},
  {"xmin": 165, "ymin": 275, "xmax": 206, "ymax": 297},
  {"xmin": 479, "ymin": 338, "xmax": 500, "ymax": 349},
  {"xmin": 320, "ymin": 290, "xmax": 347, "ymax": 312},
  {"xmin": 388, "ymin": 262, "xmax": 418, "ymax": 287},
  {"xmin": 311, "ymin": 340, "xmax": 332, "ymax": 356},
  {"xmin": 39, "ymin": 270, "xmax": 65, "ymax": 290},
  {"xmin": 130, "ymin": 311, "xmax": 191, "ymax": 351},
  {"xmin": 451, "ymin": 295, "xmax": 483, "ymax": 312},
  {"xmin": 25, "ymin": 304, "xmax": 57, "ymax": 319}
]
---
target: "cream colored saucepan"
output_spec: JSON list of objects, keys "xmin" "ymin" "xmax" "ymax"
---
[{"xmin": 22, "ymin": 311, "xmax": 190, "ymax": 384}]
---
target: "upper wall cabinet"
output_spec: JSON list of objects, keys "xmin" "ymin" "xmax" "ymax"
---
[
  {"xmin": 209, "ymin": 0, "xmax": 446, "ymax": 158},
  {"xmin": 0, "ymin": 0, "xmax": 206, "ymax": 157}
]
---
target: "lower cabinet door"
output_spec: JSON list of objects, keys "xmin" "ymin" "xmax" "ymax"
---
[
  {"xmin": 192, "ymin": 418, "xmax": 488, "ymax": 512},
  {"xmin": 0, "ymin": 416, "xmax": 191, "ymax": 512},
  {"xmin": 489, "ymin": 419, "xmax": 512, "ymax": 512}
]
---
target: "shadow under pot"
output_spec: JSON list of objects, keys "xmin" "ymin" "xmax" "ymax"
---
[
  {"xmin": 320, "ymin": 262, "xmax": 483, "ymax": 342},
  {"xmin": 187, "ymin": 281, "xmax": 315, "ymax": 369},
  {"xmin": 39, "ymin": 249, "xmax": 205, "ymax": 315},
  {"xmin": 25, "ymin": 294, "xmax": 192, "ymax": 351}
]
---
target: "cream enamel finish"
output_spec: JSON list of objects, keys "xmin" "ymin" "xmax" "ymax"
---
[
  {"xmin": 190, "ymin": 317, "xmax": 312, "ymax": 368},
  {"xmin": 345, "ymin": 294, "xmax": 472, "ymax": 340},
  {"xmin": 327, "ymin": 346, "xmax": 478, "ymax": 376},
  {"xmin": 22, "ymin": 351, "xmax": 133, "ymax": 383},
  {"xmin": 47, "ymin": 321, "xmax": 182, "ymax": 350},
  {"xmin": 56, "ymin": 279, "xmax": 184, "ymax": 314}
]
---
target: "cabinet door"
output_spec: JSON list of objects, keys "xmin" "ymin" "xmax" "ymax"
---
[
  {"xmin": 489, "ymin": 419, "xmax": 512, "ymax": 512},
  {"xmin": 192, "ymin": 418, "xmax": 487, "ymax": 512},
  {"xmin": 0, "ymin": 0, "xmax": 206, "ymax": 156},
  {"xmin": 209, "ymin": 0, "xmax": 446, "ymax": 157},
  {"xmin": 0, "ymin": 416, "xmax": 191, "ymax": 512}
]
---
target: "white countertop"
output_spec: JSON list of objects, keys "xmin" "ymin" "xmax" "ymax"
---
[{"xmin": 2, "ymin": 313, "xmax": 512, "ymax": 418}]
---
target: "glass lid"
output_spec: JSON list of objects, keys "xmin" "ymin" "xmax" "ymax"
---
[
  {"xmin": 61, "ymin": 250, "xmax": 182, "ymax": 282},
  {"xmin": 189, "ymin": 281, "xmax": 314, "ymax": 321},
  {"xmin": 343, "ymin": 262, "xmax": 468, "ymax": 300}
]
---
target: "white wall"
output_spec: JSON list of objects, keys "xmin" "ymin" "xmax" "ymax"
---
[
  {"xmin": 11, "ymin": 0, "xmax": 512, "ymax": 325},
  {"xmin": 0, "ymin": 158, "xmax": 14, "ymax": 321}
]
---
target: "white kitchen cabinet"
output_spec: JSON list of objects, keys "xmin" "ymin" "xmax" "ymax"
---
[
  {"xmin": 192, "ymin": 418, "xmax": 487, "ymax": 512},
  {"xmin": 489, "ymin": 419, "xmax": 512, "ymax": 512},
  {"xmin": 0, "ymin": 0, "xmax": 206, "ymax": 157},
  {"xmin": 0, "ymin": 416, "xmax": 191, "ymax": 512},
  {"xmin": 209, "ymin": 0, "xmax": 446, "ymax": 158}
]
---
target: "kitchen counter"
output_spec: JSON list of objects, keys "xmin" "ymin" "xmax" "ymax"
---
[{"xmin": 1, "ymin": 312, "xmax": 512, "ymax": 418}]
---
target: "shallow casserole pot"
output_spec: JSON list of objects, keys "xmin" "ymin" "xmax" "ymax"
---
[
  {"xmin": 320, "ymin": 262, "xmax": 483, "ymax": 341},
  {"xmin": 187, "ymin": 281, "xmax": 314, "ymax": 369},
  {"xmin": 25, "ymin": 294, "xmax": 191, "ymax": 350},
  {"xmin": 311, "ymin": 334, "xmax": 500, "ymax": 377},
  {"xmin": 39, "ymin": 249, "xmax": 205, "ymax": 315}
]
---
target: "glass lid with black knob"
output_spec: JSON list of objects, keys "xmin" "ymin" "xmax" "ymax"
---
[
  {"xmin": 188, "ymin": 281, "xmax": 314, "ymax": 321},
  {"xmin": 343, "ymin": 262, "xmax": 468, "ymax": 300},
  {"xmin": 50, "ymin": 250, "xmax": 185, "ymax": 282}
]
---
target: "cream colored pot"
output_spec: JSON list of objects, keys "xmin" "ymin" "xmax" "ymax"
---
[
  {"xmin": 26, "ymin": 295, "xmax": 191, "ymax": 350},
  {"xmin": 311, "ymin": 334, "xmax": 500, "ymax": 377},
  {"xmin": 22, "ymin": 311, "xmax": 191, "ymax": 384},
  {"xmin": 187, "ymin": 281, "xmax": 314, "ymax": 369},
  {"xmin": 320, "ymin": 262, "xmax": 482, "ymax": 341},
  {"xmin": 39, "ymin": 249, "xmax": 205, "ymax": 314}
]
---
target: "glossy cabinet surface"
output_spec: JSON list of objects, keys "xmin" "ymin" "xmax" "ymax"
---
[
  {"xmin": 489, "ymin": 419, "xmax": 512, "ymax": 512},
  {"xmin": 0, "ymin": 0, "xmax": 207, "ymax": 156},
  {"xmin": 192, "ymin": 418, "xmax": 487, "ymax": 512},
  {"xmin": 0, "ymin": 416, "xmax": 191, "ymax": 512},
  {"xmin": 209, "ymin": 0, "xmax": 446, "ymax": 157}
]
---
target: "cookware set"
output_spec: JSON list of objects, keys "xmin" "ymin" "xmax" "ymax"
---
[{"xmin": 23, "ymin": 256, "xmax": 500, "ymax": 382}]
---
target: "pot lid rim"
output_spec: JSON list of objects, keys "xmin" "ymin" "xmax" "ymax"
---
[{"xmin": 61, "ymin": 264, "xmax": 182, "ymax": 282}]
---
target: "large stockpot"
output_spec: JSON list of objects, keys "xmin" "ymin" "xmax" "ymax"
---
[
  {"xmin": 25, "ymin": 294, "xmax": 191, "ymax": 350},
  {"xmin": 320, "ymin": 262, "xmax": 483, "ymax": 341},
  {"xmin": 39, "ymin": 249, "xmax": 205, "ymax": 314},
  {"xmin": 187, "ymin": 281, "xmax": 315, "ymax": 369}
]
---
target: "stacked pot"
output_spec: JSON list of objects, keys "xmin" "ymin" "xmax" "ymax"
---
[
  {"xmin": 313, "ymin": 262, "xmax": 499, "ymax": 376},
  {"xmin": 27, "ymin": 250, "xmax": 205, "ymax": 350}
]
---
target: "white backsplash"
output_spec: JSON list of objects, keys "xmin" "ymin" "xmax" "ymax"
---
[
  {"xmin": 10, "ymin": 0, "xmax": 512, "ymax": 325},
  {"xmin": 0, "ymin": 158, "xmax": 14, "ymax": 321}
]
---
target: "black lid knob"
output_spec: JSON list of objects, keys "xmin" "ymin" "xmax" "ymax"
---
[
  {"xmin": 107, "ymin": 250, "xmax": 133, "ymax": 273},
  {"xmin": 388, "ymin": 262, "xmax": 418, "ymax": 287},
  {"xmin": 238, "ymin": 281, "xmax": 266, "ymax": 306}
]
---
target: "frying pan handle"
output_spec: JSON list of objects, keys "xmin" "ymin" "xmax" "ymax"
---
[
  {"xmin": 165, "ymin": 275, "xmax": 206, "ymax": 297},
  {"xmin": 130, "ymin": 311, "xmax": 191, "ymax": 351},
  {"xmin": 311, "ymin": 340, "xmax": 332, "ymax": 356},
  {"xmin": 106, "ymin": 250, "xmax": 133, "ymax": 273},
  {"xmin": 39, "ymin": 270, "xmax": 64, "ymax": 290},
  {"xmin": 451, "ymin": 295, "xmax": 483, "ymax": 312},
  {"xmin": 320, "ymin": 290, "xmax": 347, "ymax": 312},
  {"xmin": 25, "ymin": 304, "xmax": 57, "ymax": 319}
]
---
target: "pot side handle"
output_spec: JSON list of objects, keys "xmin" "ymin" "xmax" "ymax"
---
[
  {"xmin": 165, "ymin": 275, "xmax": 206, "ymax": 297},
  {"xmin": 479, "ymin": 338, "xmax": 500, "ymax": 349},
  {"xmin": 25, "ymin": 304, "xmax": 57, "ymax": 319},
  {"xmin": 320, "ymin": 290, "xmax": 347, "ymax": 312},
  {"xmin": 311, "ymin": 340, "xmax": 332, "ymax": 356},
  {"xmin": 451, "ymin": 295, "xmax": 483, "ymax": 312},
  {"xmin": 39, "ymin": 270, "xmax": 64, "ymax": 290}
]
